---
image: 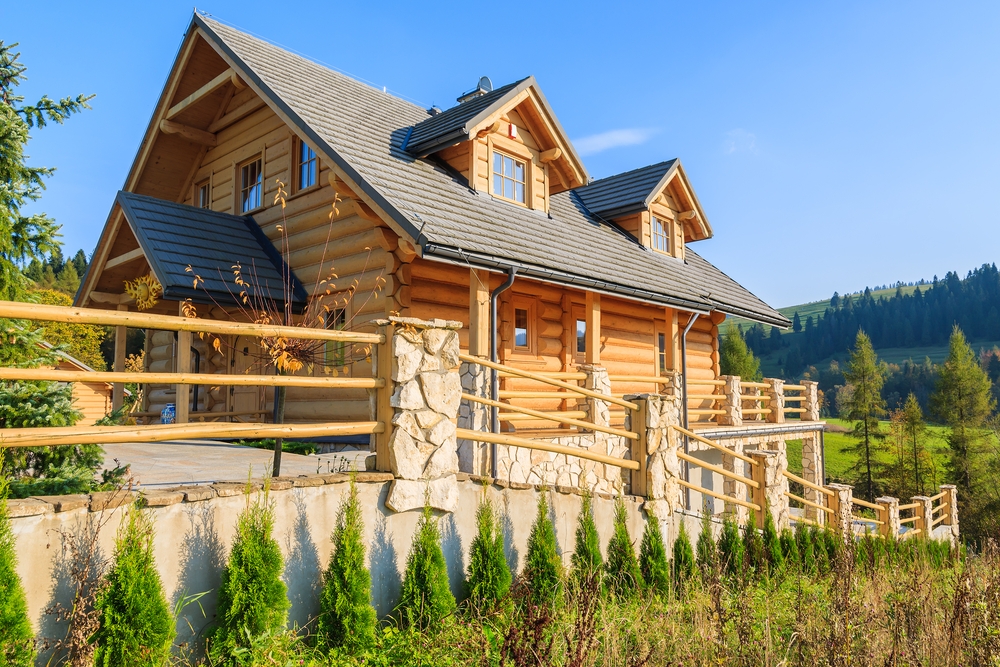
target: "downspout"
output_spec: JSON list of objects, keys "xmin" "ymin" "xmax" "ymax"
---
[
  {"xmin": 489, "ymin": 267, "xmax": 517, "ymax": 476},
  {"xmin": 679, "ymin": 313, "xmax": 699, "ymax": 511}
]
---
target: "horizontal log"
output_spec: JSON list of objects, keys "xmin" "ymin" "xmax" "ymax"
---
[
  {"xmin": 782, "ymin": 470, "xmax": 835, "ymax": 496},
  {"xmin": 670, "ymin": 424, "xmax": 757, "ymax": 465},
  {"xmin": 678, "ymin": 451, "xmax": 760, "ymax": 488},
  {"xmin": 678, "ymin": 479, "xmax": 760, "ymax": 512},
  {"xmin": 470, "ymin": 394, "xmax": 636, "ymax": 440},
  {"xmin": 0, "ymin": 368, "xmax": 383, "ymax": 389},
  {"xmin": 785, "ymin": 491, "xmax": 834, "ymax": 514},
  {"xmin": 167, "ymin": 68, "xmax": 234, "ymax": 119},
  {"xmin": 455, "ymin": 428, "xmax": 639, "ymax": 471}
]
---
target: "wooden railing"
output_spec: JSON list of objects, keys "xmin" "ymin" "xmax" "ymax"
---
[
  {"xmin": 851, "ymin": 497, "xmax": 886, "ymax": 531},
  {"xmin": 783, "ymin": 469, "xmax": 835, "ymax": 526},
  {"xmin": 669, "ymin": 424, "xmax": 761, "ymax": 512},
  {"xmin": 687, "ymin": 379, "xmax": 725, "ymax": 426}
]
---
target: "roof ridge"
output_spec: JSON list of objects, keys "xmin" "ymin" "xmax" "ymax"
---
[{"xmin": 580, "ymin": 159, "xmax": 677, "ymax": 187}]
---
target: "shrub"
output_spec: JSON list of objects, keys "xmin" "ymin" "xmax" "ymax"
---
[
  {"xmin": 761, "ymin": 508, "xmax": 783, "ymax": 573},
  {"xmin": 465, "ymin": 492, "xmax": 511, "ymax": 612},
  {"xmin": 92, "ymin": 503, "xmax": 174, "ymax": 667},
  {"xmin": 742, "ymin": 520, "xmax": 765, "ymax": 575},
  {"xmin": 398, "ymin": 504, "xmax": 455, "ymax": 628},
  {"xmin": 570, "ymin": 492, "xmax": 602, "ymax": 582},
  {"xmin": 0, "ymin": 477, "xmax": 35, "ymax": 667},
  {"xmin": 638, "ymin": 515, "xmax": 669, "ymax": 596},
  {"xmin": 523, "ymin": 491, "xmax": 562, "ymax": 606},
  {"xmin": 209, "ymin": 483, "xmax": 289, "ymax": 663},
  {"xmin": 695, "ymin": 510, "xmax": 717, "ymax": 578},
  {"xmin": 779, "ymin": 528, "xmax": 800, "ymax": 570},
  {"xmin": 809, "ymin": 526, "xmax": 829, "ymax": 574},
  {"xmin": 795, "ymin": 522, "xmax": 815, "ymax": 574},
  {"xmin": 317, "ymin": 478, "xmax": 376, "ymax": 650},
  {"xmin": 604, "ymin": 497, "xmax": 641, "ymax": 600},
  {"xmin": 718, "ymin": 515, "xmax": 744, "ymax": 577},
  {"xmin": 671, "ymin": 521, "xmax": 696, "ymax": 594}
]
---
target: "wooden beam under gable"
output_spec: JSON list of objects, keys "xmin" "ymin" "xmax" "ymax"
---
[
  {"xmin": 166, "ymin": 67, "xmax": 234, "ymax": 120},
  {"xmin": 159, "ymin": 119, "xmax": 218, "ymax": 146},
  {"xmin": 104, "ymin": 247, "xmax": 146, "ymax": 270}
]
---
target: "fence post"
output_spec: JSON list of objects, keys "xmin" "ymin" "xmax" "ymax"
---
[
  {"xmin": 825, "ymin": 483, "xmax": 854, "ymax": 535},
  {"xmin": 175, "ymin": 330, "xmax": 192, "ymax": 424},
  {"xmin": 637, "ymin": 392, "xmax": 683, "ymax": 544},
  {"xmin": 801, "ymin": 433, "xmax": 825, "ymax": 524},
  {"xmin": 912, "ymin": 495, "xmax": 933, "ymax": 537},
  {"xmin": 765, "ymin": 378, "xmax": 785, "ymax": 424},
  {"xmin": 457, "ymin": 359, "xmax": 490, "ymax": 476},
  {"xmin": 875, "ymin": 496, "xmax": 900, "ymax": 539},
  {"xmin": 718, "ymin": 375, "xmax": 743, "ymax": 426},
  {"xmin": 940, "ymin": 484, "xmax": 959, "ymax": 545},
  {"xmin": 747, "ymin": 449, "xmax": 790, "ymax": 531},
  {"xmin": 801, "ymin": 380, "xmax": 820, "ymax": 421},
  {"xmin": 381, "ymin": 317, "xmax": 463, "ymax": 513},
  {"xmin": 625, "ymin": 395, "xmax": 652, "ymax": 498},
  {"xmin": 373, "ymin": 321, "xmax": 395, "ymax": 473},
  {"xmin": 581, "ymin": 364, "xmax": 610, "ymax": 429}
]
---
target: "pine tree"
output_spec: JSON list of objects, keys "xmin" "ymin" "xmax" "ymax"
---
[
  {"xmin": 209, "ymin": 484, "xmax": 289, "ymax": 663},
  {"xmin": 761, "ymin": 508, "xmax": 784, "ymax": 574},
  {"xmin": 843, "ymin": 330, "xmax": 887, "ymax": 500},
  {"xmin": 717, "ymin": 515, "xmax": 744, "ymax": 577},
  {"xmin": 53, "ymin": 260, "xmax": 79, "ymax": 295},
  {"xmin": 719, "ymin": 326, "xmax": 762, "ymax": 381},
  {"xmin": 0, "ymin": 477, "xmax": 34, "ymax": 666},
  {"xmin": 792, "ymin": 312, "xmax": 802, "ymax": 333},
  {"xmin": 604, "ymin": 497, "xmax": 642, "ymax": 599},
  {"xmin": 92, "ymin": 503, "xmax": 174, "ymax": 667},
  {"xmin": 523, "ymin": 492, "xmax": 562, "ymax": 606},
  {"xmin": 902, "ymin": 394, "xmax": 926, "ymax": 494},
  {"xmin": 695, "ymin": 510, "xmax": 717, "ymax": 578},
  {"xmin": 465, "ymin": 492, "xmax": 511, "ymax": 612},
  {"xmin": 570, "ymin": 492, "xmax": 602, "ymax": 582},
  {"xmin": 317, "ymin": 479, "xmax": 376, "ymax": 650},
  {"xmin": 671, "ymin": 521, "xmax": 696, "ymax": 593},
  {"xmin": 638, "ymin": 516, "xmax": 670, "ymax": 596},
  {"xmin": 0, "ymin": 41, "xmax": 91, "ymax": 301},
  {"xmin": 398, "ymin": 503, "xmax": 456, "ymax": 628}
]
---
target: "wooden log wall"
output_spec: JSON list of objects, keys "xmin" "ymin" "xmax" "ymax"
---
[{"xmin": 686, "ymin": 315, "xmax": 722, "ymax": 424}]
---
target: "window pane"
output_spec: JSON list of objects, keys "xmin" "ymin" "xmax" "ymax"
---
[
  {"xmin": 493, "ymin": 174, "xmax": 502, "ymax": 195},
  {"xmin": 504, "ymin": 156, "xmax": 514, "ymax": 177},
  {"xmin": 514, "ymin": 182, "xmax": 524, "ymax": 203},
  {"xmin": 504, "ymin": 178, "xmax": 514, "ymax": 200},
  {"xmin": 577, "ymin": 319, "xmax": 586, "ymax": 354},
  {"xmin": 514, "ymin": 161, "xmax": 524, "ymax": 182},
  {"xmin": 658, "ymin": 333, "xmax": 667, "ymax": 373},
  {"xmin": 515, "ymin": 308, "xmax": 528, "ymax": 348},
  {"xmin": 493, "ymin": 151, "xmax": 502, "ymax": 174},
  {"xmin": 300, "ymin": 163, "xmax": 309, "ymax": 189},
  {"xmin": 309, "ymin": 160, "xmax": 317, "ymax": 186}
]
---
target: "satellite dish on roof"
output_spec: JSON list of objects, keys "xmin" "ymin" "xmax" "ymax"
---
[{"xmin": 478, "ymin": 76, "xmax": 493, "ymax": 93}]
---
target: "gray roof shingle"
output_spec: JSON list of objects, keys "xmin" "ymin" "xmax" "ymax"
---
[
  {"xmin": 574, "ymin": 160, "xmax": 677, "ymax": 220},
  {"xmin": 193, "ymin": 15, "xmax": 788, "ymax": 327},
  {"xmin": 116, "ymin": 190, "xmax": 307, "ymax": 309}
]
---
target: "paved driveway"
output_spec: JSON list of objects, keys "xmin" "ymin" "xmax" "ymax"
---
[{"xmin": 100, "ymin": 440, "xmax": 371, "ymax": 488}]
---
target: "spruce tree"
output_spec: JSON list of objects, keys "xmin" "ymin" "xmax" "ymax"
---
[
  {"xmin": 671, "ymin": 521, "xmax": 696, "ymax": 593},
  {"xmin": 717, "ymin": 515, "xmax": 744, "ymax": 577},
  {"xmin": 719, "ymin": 326, "xmax": 762, "ymax": 381},
  {"xmin": 570, "ymin": 492, "xmax": 602, "ymax": 582},
  {"xmin": 465, "ymin": 493, "xmax": 511, "ymax": 612},
  {"xmin": 0, "ymin": 477, "xmax": 34, "ymax": 666},
  {"xmin": 604, "ymin": 498, "xmax": 641, "ymax": 599},
  {"xmin": 761, "ymin": 508, "xmax": 784, "ymax": 574},
  {"xmin": 317, "ymin": 479, "xmax": 376, "ymax": 650},
  {"xmin": 638, "ymin": 516, "xmax": 669, "ymax": 596},
  {"xmin": 523, "ymin": 492, "xmax": 562, "ymax": 606},
  {"xmin": 843, "ymin": 330, "xmax": 887, "ymax": 500},
  {"xmin": 902, "ymin": 393, "xmax": 929, "ymax": 496},
  {"xmin": 398, "ymin": 503, "xmax": 456, "ymax": 628},
  {"xmin": 209, "ymin": 484, "xmax": 289, "ymax": 663},
  {"xmin": 695, "ymin": 510, "xmax": 717, "ymax": 578},
  {"xmin": 92, "ymin": 503, "xmax": 174, "ymax": 667}
]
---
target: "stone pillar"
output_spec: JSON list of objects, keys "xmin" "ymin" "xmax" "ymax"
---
[
  {"xmin": 457, "ymin": 360, "xmax": 490, "ymax": 476},
  {"xmin": 825, "ymin": 483, "xmax": 853, "ymax": 535},
  {"xmin": 581, "ymin": 364, "xmax": 610, "ymax": 429},
  {"xmin": 383, "ymin": 317, "xmax": 463, "ymax": 513},
  {"xmin": 875, "ymin": 496, "xmax": 900, "ymax": 539},
  {"xmin": 637, "ymin": 393, "xmax": 683, "ymax": 543},
  {"xmin": 747, "ymin": 449, "xmax": 789, "ymax": 531},
  {"xmin": 765, "ymin": 378, "xmax": 785, "ymax": 424},
  {"xmin": 801, "ymin": 433, "xmax": 824, "ymax": 524},
  {"xmin": 801, "ymin": 380, "xmax": 820, "ymax": 421},
  {"xmin": 912, "ymin": 495, "xmax": 933, "ymax": 538},
  {"xmin": 718, "ymin": 375, "xmax": 743, "ymax": 426},
  {"xmin": 722, "ymin": 439, "xmax": 750, "ymax": 525},
  {"xmin": 940, "ymin": 484, "xmax": 959, "ymax": 545}
]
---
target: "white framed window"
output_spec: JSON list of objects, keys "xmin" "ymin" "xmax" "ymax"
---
[
  {"xmin": 510, "ymin": 296, "xmax": 536, "ymax": 356},
  {"xmin": 492, "ymin": 151, "xmax": 526, "ymax": 204},
  {"xmin": 651, "ymin": 216, "xmax": 671, "ymax": 254},
  {"xmin": 239, "ymin": 157, "xmax": 263, "ymax": 213},
  {"xmin": 196, "ymin": 180, "xmax": 211, "ymax": 209},
  {"xmin": 297, "ymin": 141, "xmax": 318, "ymax": 190}
]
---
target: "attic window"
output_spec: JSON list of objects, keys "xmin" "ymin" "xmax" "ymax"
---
[
  {"xmin": 297, "ymin": 141, "xmax": 318, "ymax": 190},
  {"xmin": 651, "ymin": 216, "xmax": 671, "ymax": 254},
  {"xmin": 240, "ymin": 157, "xmax": 263, "ymax": 213},
  {"xmin": 492, "ymin": 151, "xmax": 526, "ymax": 204},
  {"xmin": 197, "ymin": 180, "xmax": 211, "ymax": 209}
]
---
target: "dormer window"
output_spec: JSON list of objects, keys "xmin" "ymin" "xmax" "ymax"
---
[
  {"xmin": 492, "ymin": 151, "xmax": 526, "ymax": 204},
  {"xmin": 651, "ymin": 216, "xmax": 671, "ymax": 255}
]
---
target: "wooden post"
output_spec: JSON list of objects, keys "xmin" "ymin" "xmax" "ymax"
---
[
  {"xmin": 112, "ymin": 304, "xmax": 128, "ymax": 411},
  {"xmin": 628, "ymin": 395, "xmax": 650, "ymax": 498},
  {"xmin": 176, "ymin": 330, "xmax": 192, "ymax": 424},
  {"xmin": 468, "ymin": 268, "xmax": 490, "ymax": 358},
  {"xmin": 373, "ymin": 322, "xmax": 394, "ymax": 472},
  {"xmin": 585, "ymin": 292, "xmax": 600, "ymax": 364}
]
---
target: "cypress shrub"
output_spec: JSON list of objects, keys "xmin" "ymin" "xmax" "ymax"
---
[
  {"xmin": 695, "ymin": 510, "xmax": 717, "ymax": 578},
  {"xmin": 742, "ymin": 520, "xmax": 765, "ymax": 574},
  {"xmin": 570, "ymin": 492, "xmax": 602, "ymax": 582},
  {"xmin": 821, "ymin": 528, "xmax": 841, "ymax": 565},
  {"xmin": 779, "ymin": 528, "xmax": 800, "ymax": 570},
  {"xmin": 209, "ymin": 484, "xmax": 289, "ymax": 663},
  {"xmin": 523, "ymin": 492, "xmax": 562, "ymax": 606},
  {"xmin": 761, "ymin": 508, "xmax": 784, "ymax": 574},
  {"xmin": 317, "ymin": 478, "xmax": 376, "ymax": 650},
  {"xmin": 638, "ymin": 515, "xmax": 669, "ymax": 596},
  {"xmin": 795, "ymin": 522, "xmax": 815, "ymax": 574},
  {"xmin": 398, "ymin": 503, "xmax": 456, "ymax": 628},
  {"xmin": 718, "ymin": 515, "xmax": 744, "ymax": 577},
  {"xmin": 604, "ymin": 497, "xmax": 641, "ymax": 599},
  {"xmin": 92, "ymin": 503, "xmax": 173, "ymax": 667},
  {"xmin": 809, "ymin": 526, "xmax": 829, "ymax": 574},
  {"xmin": 465, "ymin": 493, "xmax": 511, "ymax": 612},
  {"xmin": 0, "ymin": 477, "xmax": 35, "ymax": 667},
  {"xmin": 671, "ymin": 521, "xmax": 696, "ymax": 594}
]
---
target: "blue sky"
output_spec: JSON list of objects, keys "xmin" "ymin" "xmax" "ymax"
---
[{"xmin": 7, "ymin": 1, "xmax": 1000, "ymax": 307}]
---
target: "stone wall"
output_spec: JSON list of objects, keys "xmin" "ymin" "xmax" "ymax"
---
[{"xmin": 494, "ymin": 433, "xmax": 631, "ymax": 495}]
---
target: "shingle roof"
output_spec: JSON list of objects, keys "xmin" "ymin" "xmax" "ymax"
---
[
  {"xmin": 116, "ymin": 191, "xmax": 307, "ymax": 309},
  {"xmin": 574, "ymin": 160, "xmax": 678, "ymax": 220},
  {"xmin": 193, "ymin": 15, "xmax": 788, "ymax": 327}
]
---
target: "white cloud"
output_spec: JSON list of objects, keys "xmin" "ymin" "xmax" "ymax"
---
[
  {"xmin": 724, "ymin": 128, "xmax": 758, "ymax": 154},
  {"xmin": 572, "ymin": 128, "xmax": 657, "ymax": 156}
]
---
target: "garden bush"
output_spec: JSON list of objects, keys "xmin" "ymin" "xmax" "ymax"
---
[
  {"xmin": 0, "ymin": 477, "xmax": 34, "ymax": 667},
  {"xmin": 695, "ymin": 510, "xmax": 717, "ymax": 577},
  {"xmin": 638, "ymin": 513, "xmax": 669, "ymax": 596},
  {"xmin": 92, "ymin": 502, "xmax": 174, "ymax": 667},
  {"xmin": 761, "ymin": 508, "xmax": 784, "ymax": 573},
  {"xmin": 397, "ymin": 503, "xmax": 455, "ymax": 628},
  {"xmin": 718, "ymin": 515, "xmax": 744, "ymax": 577},
  {"xmin": 571, "ymin": 491, "xmax": 602, "ymax": 583},
  {"xmin": 317, "ymin": 479, "xmax": 376, "ymax": 650},
  {"xmin": 795, "ymin": 522, "xmax": 815, "ymax": 574},
  {"xmin": 604, "ymin": 497, "xmax": 641, "ymax": 599},
  {"xmin": 743, "ymin": 519, "xmax": 766, "ymax": 575},
  {"xmin": 671, "ymin": 521, "xmax": 696, "ymax": 593},
  {"xmin": 523, "ymin": 491, "xmax": 562, "ymax": 606},
  {"xmin": 465, "ymin": 492, "xmax": 511, "ymax": 612},
  {"xmin": 779, "ymin": 528, "xmax": 800, "ymax": 570}
]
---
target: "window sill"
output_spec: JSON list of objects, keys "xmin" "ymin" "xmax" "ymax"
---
[{"xmin": 287, "ymin": 183, "xmax": 323, "ymax": 202}]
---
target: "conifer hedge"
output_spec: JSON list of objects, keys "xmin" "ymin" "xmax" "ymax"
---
[
  {"xmin": 571, "ymin": 492, "xmax": 602, "ymax": 582},
  {"xmin": 718, "ymin": 515, "xmax": 744, "ymax": 577},
  {"xmin": 671, "ymin": 521, "xmax": 696, "ymax": 593},
  {"xmin": 695, "ymin": 510, "xmax": 717, "ymax": 578},
  {"xmin": 398, "ymin": 504, "xmax": 455, "ymax": 628},
  {"xmin": 465, "ymin": 493, "xmax": 511, "ymax": 611},
  {"xmin": 523, "ymin": 492, "xmax": 562, "ymax": 606},
  {"xmin": 604, "ymin": 498, "xmax": 641, "ymax": 599},
  {"xmin": 638, "ymin": 514, "xmax": 669, "ymax": 596},
  {"xmin": 0, "ymin": 477, "xmax": 34, "ymax": 667}
]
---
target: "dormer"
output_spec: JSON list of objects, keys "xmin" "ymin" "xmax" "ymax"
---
[
  {"xmin": 405, "ymin": 77, "xmax": 588, "ymax": 212},
  {"xmin": 572, "ymin": 160, "xmax": 712, "ymax": 260}
]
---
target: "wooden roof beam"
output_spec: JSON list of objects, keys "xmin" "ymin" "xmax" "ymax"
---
[
  {"xmin": 166, "ymin": 67, "xmax": 234, "ymax": 120},
  {"xmin": 207, "ymin": 95, "xmax": 265, "ymax": 133},
  {"xmin": 104, "ymin": 247, "xmax": 145, "ymax": 270},
  {"xmin": 159, "ymin": 119, "xmax": 217, "ymax": 146}
]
